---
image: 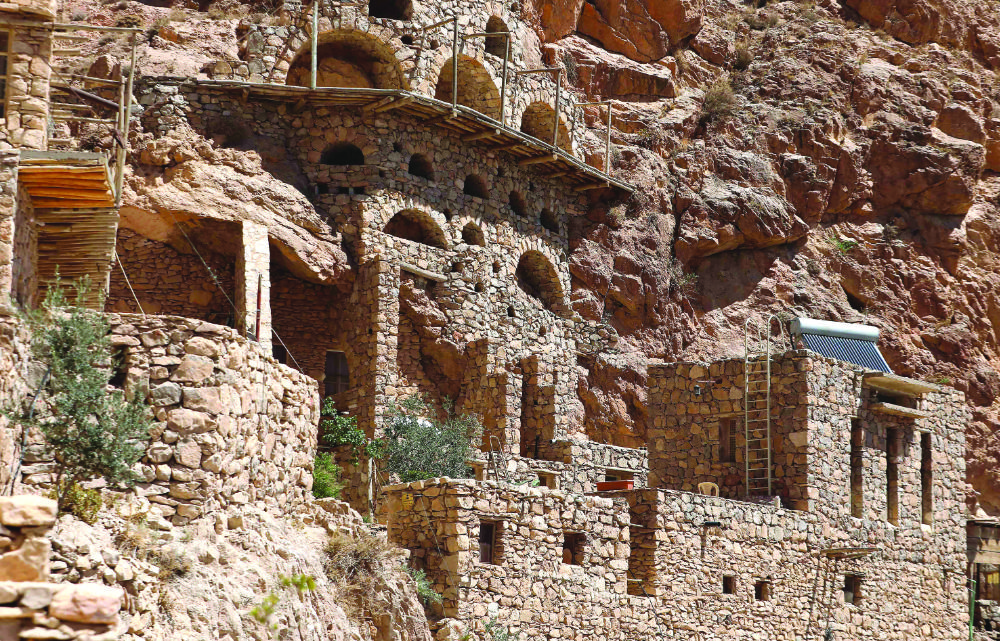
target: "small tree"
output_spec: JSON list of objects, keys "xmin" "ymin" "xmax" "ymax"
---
[
  {"xmin": 382, "ymin": 396, "xmax": 481, "ymax": 483},
  {"xmin": 15, "ymin": 278, "xmax": 151, "ymax": 511}
]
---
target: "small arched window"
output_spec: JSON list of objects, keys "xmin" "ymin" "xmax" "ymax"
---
[
  {"xmin": 464, "ymin": 174, "xmax": 489, "ymax": 199},
  {"xmin": 509, "ymin": 191, "xmax": 527, "ymax": 217},
  {"xmin": 485, "ymin": 16, "xmax": 509, "ymax": 58},
  {"xmin": 540, "ymin": 208, "xmax": 559, "ymax": 233},
  {"xmin": 321, "ymin": 142, "xmax": 365, "ymax": 165},
  {"xmin": 368, "ymin": 0, "xmax": 412, "ymax": 20},
  {"xmin": 408, "ymin": 153, "xmax": 434, "ymax": 181},
  {"xmin": 384, "ymin": 210, "xmax": 448, "ymax": 249},
  {"xmin": 462, "ymin": 222, "xmax": 486, "ymax": 247}
]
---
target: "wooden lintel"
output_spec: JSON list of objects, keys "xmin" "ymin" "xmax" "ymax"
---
[
  {"xmin": 517, "ymin": 154, "xmax": 557, "ymax": 167},
  {"xmin": 545, "ymin": 171, "xmax": 572, "ymax": 178},
  {"xmin": 374, "ymin": 96, "xmax": 413, "ymax": 114},
  {"xmin": 425, "ymin": 111, "xmax": 458, "ymax": 126},
  {"xmin": 462, "ymin": 129, "xmax": 500, "ymax": 142},
  {"xmin": 574, "ymin": 182, "xmax": 610, "ymax": 192},
  {"xmin": 362, "ymin": 96, "xmax": 396, "ymax": 114},
  {"xmin": 492, "ymin": 142, "xmax": 525, "ymax": 151}
]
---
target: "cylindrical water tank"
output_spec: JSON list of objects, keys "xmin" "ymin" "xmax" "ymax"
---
[{"xmin": 789, "ymin": 317, "xmax": 880, "ymax": 342}]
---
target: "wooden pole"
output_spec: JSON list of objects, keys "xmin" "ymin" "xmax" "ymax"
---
[
  {"xmin": 310, "ymin": 0, "xmax": 318, "ymax": 90},
  {"xmin": 451, "ymin": 18, "xmax": 459, "ymax": 113},
  {"xmin": 500, "ymin": 34, "xmax": 509, "ymax": 127}
]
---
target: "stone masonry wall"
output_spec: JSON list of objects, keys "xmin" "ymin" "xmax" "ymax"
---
[
  {"xmin": 107, "ymin": 229, "xmax": 236, "ymax": 324},
  {"xmin": 10, "ymin": 183, "xmax": 35, "ymax": 309},
  {"xmin": 0, "ymin": 495, "xmax": 123, "ymax": 641},
  {"xmin": 0, "ymin": 310, "xmax": 29, "ymax": 493},
  {"xmin": 18, "ymin": 314, "xmax": 320, "ymax": 525},
  {"xmin": 0, "ymin": 23, "xmax": 52, "ymax": 151},
  {"xmin": 0, "ymin": 151, "xmax": 19, "ymax": 300},
  {"xmin": 386, "ymin": 479, "xmax": 968, "ymax": 641}
]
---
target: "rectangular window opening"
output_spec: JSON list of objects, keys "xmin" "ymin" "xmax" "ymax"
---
[
  {"xmin": 324, "ymin": 350, "xmax": 350, "ymax": 398},
  {"xmin": 479, "ymin": 521, "xmax": 498, "ymax": 565},
  {"xmin": 851, "ymin": 419, "xmax": 863, "ymax": 518},
  {"xmin": 843, "ymin": 574, "xmax": 863, "ymax": 606},
  {"xmin": 562, "ymin": 532, "xmax": 584, "ymax": 566},
  {"xmin": 754, "ymin": 580, "xmax": 771, "ymax": 601},
  {"xmin": 886, "ymin": 428, "xmax": 899, "ymax": 525},
  {"xmin": 723, "ymin": 575, "xmax": 736, "ymax": 595},
  {"xmin": 272, "ymin": 342, "xmax": 287, "ymax": 365},
  {"xmin": 537, "ymin": 472, "xmax": 557, "ymax": 489},
  {"xmin": 921, "ymin": 432, "xmax": 933, "ymax": 525},
  {"xmin": 604, "ymin": 470, "xmax": 634, "ymax": 483},
  {"xmin": 720, "ymin": 417, "xmax": 737, "ymax": 463}
]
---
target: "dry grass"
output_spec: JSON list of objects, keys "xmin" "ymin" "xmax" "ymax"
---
[
  {"xmin": 324, "ymin": 531, "xmax": 399, "ymax": 621},
  {"xmin": 701, "ymin": 77, "xmax": 737, "ymax": 123}
]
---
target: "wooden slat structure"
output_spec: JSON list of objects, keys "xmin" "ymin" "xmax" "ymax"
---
[
  {"xmin": 863, "ymin": 372, "xmax": 943, "ymax": 397},
  {"xmin": 870, "ymin": 401, "xmax": 931, "ymax": 420},
  {"xmin": 195, "ymin": 81, "xmax": 635, "ymax": 194},
  {"xmin": 18, "ymin": 151, "xmax": 118, "ymax": 308}
]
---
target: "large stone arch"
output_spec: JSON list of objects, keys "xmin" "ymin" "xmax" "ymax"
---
[
  {"xmin": 516, "ymin": 250, "xmax": 566, "ymax": 314},
  {"xmin": 520, "ymin": 101, "xmax": 572, "ymax": 153},
  {"xmin": 384, "ymin": 209, "xmax": 449, "ymax": 249},
  {"xmin": 286, "ymin": 28, "xmax": 408, "ymax": 89},
  {"xmin": 434, "ymin": 55, "xmax": 502, "ymax": 121}
]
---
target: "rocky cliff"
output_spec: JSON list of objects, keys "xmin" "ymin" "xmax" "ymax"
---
[{"xmin": 64, "ymin": 0, "xmax": 1000, "ymax": 515}]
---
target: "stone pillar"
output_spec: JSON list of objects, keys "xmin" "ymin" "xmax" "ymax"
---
[
  {"xmin": 235, "ymin": 221, "xmax": 271, "ymax": 352},
  {"xmin": 0, "ymin": 152, "xmax": 19, "ymax": 301}
]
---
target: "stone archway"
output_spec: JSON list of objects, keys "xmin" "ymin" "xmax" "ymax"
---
[
  {"xmin": 384, "ymin": 210, "xmax": 448, "ymax": 249},
  {"xmin": 434, "ymin": 56, "xmax": 502, "ymax": 120},
  {"xmin": 516, "ymin": 250, "xmax": 565, "ymax": 314},
  {"xmin": 520, "ymin": 101, "xmax": 572, "ymax": 153},
  {"xmin": 287, "ymin": 29, "xmax": 406, "ymax": 89}
]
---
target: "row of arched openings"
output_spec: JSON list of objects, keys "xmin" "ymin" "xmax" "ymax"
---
[{"xmin": 510, "ymin": 191, "xmax": 560, "ymax": 233}]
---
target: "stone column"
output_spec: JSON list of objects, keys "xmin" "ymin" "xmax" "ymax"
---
[{"xmin": 235, "ymin": 221, "xmax": 271, "ymax": 351}]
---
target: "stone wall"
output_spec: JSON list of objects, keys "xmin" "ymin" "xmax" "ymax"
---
[
  {"xmin": 0, "ymin": 310, "xmax": 29, "ymax": 494},
  {"xmin": 0, "ymin": 495, "xmax": 123, "ymax": 640},
  {"xmin": 19, "ymin": 315, "xmax": 321, "ymax": 525},
  {"xmin": 10, "ymin": 183, "xmax": 35, "ymax": 309},
  {"xmin": 0, "ymin": 151, "xmax": 19, "ymax": 300},
  {"xmin": 0, "ymin": 23, "xmax": 52, "ymax": 151},
  {"xmin": 107, "ymin": 229, "xmax": 236, "ymax": 324},
  {"xmin": 386, "ymin": 479, "xmax": 968, "ymax": 641}
]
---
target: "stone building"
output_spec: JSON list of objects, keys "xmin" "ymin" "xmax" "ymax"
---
[{"xmin": 386, "ymin": 346, "xmax": 970, "ymax": 640}]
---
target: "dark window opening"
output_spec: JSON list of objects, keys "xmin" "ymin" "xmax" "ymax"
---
[
  {"xmin": 537, "ymin": 472, "xmax": 556, "ymax": 489},
  {"xmin": 479, "ymin": 521, "xmax": 498, "ymax": 564},
  {"xmin": 324, "ymin": 350, "xmax": 350, "ymax": 397},
  {"xmin": 316, "ymin": 183, "xmax": 329, "ymax": 195},
  {"xmin": 720, "ymin": 417, "xmax": 737, "ymax": 463},
  {"xmin": 408, "ymin": 153, "xmax": 434, "ymax": 181},
  {"xmin": 507, "ymin": 306, "xmax": 515, "ymax": 318},
  {"xmin": 723, "ymin": 575, "xmax": 736, "ymax": 595},
  {"xmin": 401, "ymin": 35, "xmax": 414, "ymax": 46},
  {"xmin": 492, "ymin": 261, "xmax": 501, "ymax": 274},
  {"xmin": 462, "ymin": 223, "xmax": 486, "ymax": 247},
  {"xmin": 562, "ymin": 532, "xmax": 585, "ymax": 566},
  {"xmin": 368, "ymin": 0, "xmax": 412, "ymax": 20},
  {"xmin": 887, "ymin": 428, "xmax": 899, "ymax": 525},
  {"xmin": 604, "ymin": 470, "xmax": 634, "ymax": 483},
  {"xmin": 273, "ymin": 343, "xmax": 288, "ymax": 365},
  {"xmin": 755, "ymin": 580, "xmax": 771, "ymax": 601},
  {"xmin": 851, "ymin": 419, "xmax": 863, "ymax": 518},
  {"xmin": 474, "ymin": 282, "xmax": 485, "ymax": 293},
  {"xmin": 384, "ymin": 210, "xmax": 448, "ymax": 249},
  {"xmin": 509, "ymin": 191, "xmax": 527, "ymax": 217},
  {"xmin": 484, "ymin": 16, "xmax": 509, "ymax": 58},
  {"xmin": 464, "ymin": 174, "xmax": 489, "ymax": 199},
  {"xmin": 321, "ymin": 142, "xmax": 365, "ymax": 165},
  {"xmin": 843, "ymin": 575, "xmax": 863, "ymax": 605},
  {"xmin": 337, "ymin": 186, "xmax": 351, "ymax": 195},
  {"xmin": 540, "ymin": 208, "xmax": 559, "ymax": 233},
  {"xmin": 921, "ymin": 432, "xmax": 933, "ymax": 525},
  {"xmin": 451, "ymin": 262, "xmax": 464, "ymax": 273}
]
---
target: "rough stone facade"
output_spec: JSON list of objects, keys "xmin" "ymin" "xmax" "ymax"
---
[
  {"xmin": 0, "ymin": 19, "xmax": 53, "ymax": 151},
  {"xmin": 0, "ymin": 495, "xmax": 123, "ymax": 640},
  {"xmin": 386, "ymin": 350, "xmax": 969, "ymax": 640},
  {"xmin": 18, "ymin": 315, "xmax": 320, "ymax": 526}
]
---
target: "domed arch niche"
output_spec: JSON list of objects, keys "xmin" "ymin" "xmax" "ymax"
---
[
  {"xmin": 368, "ymin": 0, "xmax": 412, "ymax": 20},
  {"xmin": 287, "ymin": 29, "xmax": 407, "ymax": 89},
  {"xmin": 484, "ymin": 16, "xmax": 509, "ymax": 58},
  {"xmin": 461, "ymin": 222, "xmax": 486, "ymax": 246},
  {"xmin": 384, "ymin": 210, "xmax": 448, "ymax": 249},
  {"xmin": 520, "ymin": 101, "xmax": 572, "ymax": 153},
  {"xmin": 435, "ymin": 56, "xmax": 502, "ymax": 121},
  {"xmin": 515, "ymin": 250, "xmax": 565, "ymax": 314}
]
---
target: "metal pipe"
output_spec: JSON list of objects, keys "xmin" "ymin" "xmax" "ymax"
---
[
  {"xmin": 501, "ymin": 35, "xmax": 509, "ymax": 127},
  {"xmin": 577, "ymin": 100, "xmax": 615, "ymax": 175},
  {"xmin": 310, "ymin": 0, "xmax": 318, "ymax": 90},
  {"xmin": 254, "ymin": 272, "xmax": 262, "ymax": 342},
  {"xmin": 971, "ymin": 578, "xmax": 977, "ymax": 641}
]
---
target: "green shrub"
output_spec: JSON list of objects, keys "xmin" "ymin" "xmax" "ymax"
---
[
  {"xmin": 49, "ymin": 481, "xmax": 102, "ymax": 524},
  {"xmin": 312, "ymin": 453, "xmax": 345, "ymax": 500},
  {"xmin": 382, "ymin": 397, "xmax": 482, "ymax": 483},
  {"xmin": 404, "ymin": 567, "xmax": 442, "ymax": 606},
  {"xmin": 13, "ymin": 278, "xmax": 151, "ymax": 513},
  {"xmin": 320, "ymin": 400, "xmax": 383, "ymax": 459}
]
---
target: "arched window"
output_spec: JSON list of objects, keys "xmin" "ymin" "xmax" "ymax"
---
[
  {"xmin": 384, "ymin": 210, "xmax": 448, "ymax": 249},
  {"xmin": 435, "ymin": 56, "xmax": 502, "ymax": 120},
  {"xmin": 509, "ymin": 191, "xmax": 527, "ymax": 218},
  {"xmin": 540, "ymin": 208, "xmax": 559, "ymax": 233},
  {"xmin": 516, "ymin": 250, "xmax": 564, "ymax": 314},
  {"xmin": 464, "ymin": 174, "xmax": 489, "ymax": 199},
  {"xmin": 485, "ymin": 16, "xmax": 509, "ymax": 58},
  {"xmin": 408, "ymin": 153, "xmax": 434, "ymax": 181},
  {"xmin": 321, "ymin": 142, "xmax": 364, "ymax": 165},
  {"xmin": 520, "ymin": 101, "xmax": 573, "ymax": 153},
  {"xmin": 368, "ymin": 0, "xmax": 412, "ymax": 20},
  {"xmin": 462, "ymin": 222, "xmax": 486, "ymax": 247}
]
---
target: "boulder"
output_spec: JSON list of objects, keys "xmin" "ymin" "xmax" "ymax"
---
[
  {"xmin": 0, "ymin": 497, "xmax": 56, "ymax": 528},
  {"xmin": 48, "ymin": 584, "xmax": 122, "ymax": 625}
]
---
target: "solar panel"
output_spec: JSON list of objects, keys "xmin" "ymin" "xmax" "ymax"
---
[{"xmin": 799, "ymin": 333, "xmax": 891, "ymax": 373}]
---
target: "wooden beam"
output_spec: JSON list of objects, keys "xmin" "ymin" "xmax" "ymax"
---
[
  {"xmin": 517, "ymin": 154, "xmax": 557, "ymax": 167},
  {"xmin": 574, "ymin": 182, "xmax": 610, "ymax": 192},
  {"xmin": 424, "ymin": 111, "xmax": 458, "ymax": 125},
  {"xmin": 462, "ymin": 129, "xmax": 500, "ymax": 142},
  {"xmin": 373, "ymin": 96, "xmax": 413, "ymax": 113},
  {"xmin": 492, "ymin": 142, "xmax": 526, "ymax": 151}
]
